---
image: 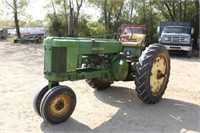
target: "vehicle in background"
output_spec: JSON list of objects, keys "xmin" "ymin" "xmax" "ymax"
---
[
  {"xmin": 119, "ymin": 24, "xmax": 147, "ymax": 46},
  {"xmin": 118, "ymin": 24, "xmax": 148, "ymax": 58},
  {"xmin": 7, "ymin": 27, "xmax": 48, "ymax": 38},
  {"xmin": 20, "ymin": 27, "xmax": 48, "ymax": 39},
  {"xmin": 0, "ymin": 29, "xmax": 8, "ymax": 39},
  {"xmin": 158, "ymin": 21, "xmax": 194, "ymax": 57}
]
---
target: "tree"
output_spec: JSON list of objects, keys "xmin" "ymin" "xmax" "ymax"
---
[
  {"xmin": 73, "ymin": 0, "xmax": 84, "ymax": 36},
  {"xmin": 44, "ymin": 0, "xmax": 85, "ymax": 37},
  {"xmin": 44, "ymin": 0, "xmax": 69, "ymax": 36},
  {"xmin": 43, "ymin": 0, "xmax": 199, "ymax": 45},
  {"xmin": 88, "ymin": 0, "xmax": 125, "ymax": 35},
  {"xmin": 5, "ymin": 0, "xmax": 28, "ymax": 38}
]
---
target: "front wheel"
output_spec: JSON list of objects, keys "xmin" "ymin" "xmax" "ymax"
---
[
  {"xmin": 33, "ymin": 85, "xmax": 49, "ymax": 116},
  {"xmin": 40, "ymin": 85, "xmax": 76, "ymax": 124},
  {"xmin": 135, "ymin": 44, "xmax": 170, "ymax": 104}
]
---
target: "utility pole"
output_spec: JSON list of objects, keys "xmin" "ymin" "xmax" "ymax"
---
[{"xmin": 68, "ymin": 0, "xmax": 74, "ymax": 37}]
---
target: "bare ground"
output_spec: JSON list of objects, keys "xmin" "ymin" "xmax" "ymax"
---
[{"xmin": 0, "ymin": 41, "xmax": 200, "ymax": 133}]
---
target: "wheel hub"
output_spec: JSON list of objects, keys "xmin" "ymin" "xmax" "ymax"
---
[
  {"xmin": 55, "ymin": 101, "xmax": 64, "ymax": 110},
  {"xmin": 150, "ymin": 54, "xmax": 168, "ymax": 96},
  {"xmin": 50, "ymin": 94, "xmax": 71, "ymax": 117},
  {"xmin": 157, "ymin": 70, "xmax": 165, "ymax": 79}
]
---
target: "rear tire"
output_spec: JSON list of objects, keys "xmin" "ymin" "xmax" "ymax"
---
[
  {"xmin": 86, "ymin": 78, "xmax": 112, "ymax": 90},
  {"xmin": 135, "ymin": 44, "xmax": 170, "ymax": 104}
]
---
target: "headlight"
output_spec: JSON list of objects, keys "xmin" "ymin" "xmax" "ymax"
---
[
  {"xmin": 120, "ymin": 38, "xmax": 128, "ymax": 42},
  {"xmin": 162, "ymin": 36, "xmax": 170, "ymax": 41},
  {"xmin": 183, "ymin": 37, "xmax": 189, "ymax": 42},
  {"xmin": 126, "ymin": 50, "xmax": 131, "ymax": 56}
]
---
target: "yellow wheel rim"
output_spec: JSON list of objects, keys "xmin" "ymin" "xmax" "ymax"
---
[
  {"xmin": 50, "ymin": 93, "xmax": 71, "ymax": 117},
  {"xmin": 150, "ymin": 54, "xmax": 168, "ymax": 96}
]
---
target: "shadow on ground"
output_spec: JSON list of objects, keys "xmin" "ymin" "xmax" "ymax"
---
[
  {"xmin": 40, "ymin": 86, "xmax": 200, "ymax": 133},
  {"xmin": 169, "ymin": 50, "xmax": 200, "ymax": 61}
]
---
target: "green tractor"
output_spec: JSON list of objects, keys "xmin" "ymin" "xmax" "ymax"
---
[{"xmin": 33, "ymin": 36, "xmax": 170, "ymax": 124}]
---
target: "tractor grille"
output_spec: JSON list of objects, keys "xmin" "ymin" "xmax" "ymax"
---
[{"xmin": 51, "ymin": 47, "xmax": 67, "ymax": 73}]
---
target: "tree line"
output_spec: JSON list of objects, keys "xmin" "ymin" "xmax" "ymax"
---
[{"xmin": 1, "ymin": 0, "xmax": 199, "ymax": 47}]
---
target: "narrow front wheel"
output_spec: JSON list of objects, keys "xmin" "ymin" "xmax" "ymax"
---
[
  {"xmin": 40, "ymin": 85, "xmax": 76, "ymax": 124},
  {"xmin": 33, "ymin": 85, "xmax": 49, "ymax": 116}
]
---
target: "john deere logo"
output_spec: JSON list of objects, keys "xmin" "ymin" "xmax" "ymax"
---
[{"xmin": 92, "ymin": 47, "xmax": 105, "ymax": 51}]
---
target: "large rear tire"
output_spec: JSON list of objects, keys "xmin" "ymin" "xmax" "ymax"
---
[
  {"xmin": 135, "ymin": 44, "xmax": 170, "ymax": 104},
  {"xmin": 86, "ymin": 78, "xmax": 112, "ymax": 90}
]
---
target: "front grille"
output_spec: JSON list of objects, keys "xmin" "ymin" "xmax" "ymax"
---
[
  {"xmin": 170, "ymin": 36, "xmax": 189, "ymax": 43},
  {"xmin": 52, "ymin": 47, "xmax": 67, "ymax": 73},
  {"xmin": 172, "ymin": 37, "xmax": 180, "ymax": 42}
]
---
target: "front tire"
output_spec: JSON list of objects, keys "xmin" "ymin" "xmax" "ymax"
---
[
  {"xmin": 33, "ymin": 85, "xmax": 49, "ymax": 116},
  {"xmin": 135, "ymin": 44, "xmax": 170, "ymax": 104},
  {"xmin": 40, "ymin": 86, "xmax": 76, "ymax": 124}
]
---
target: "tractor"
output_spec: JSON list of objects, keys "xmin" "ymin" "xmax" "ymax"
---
[{"xmin": 33, "ymin": 28, "xmax": 170, "ymax": 124}]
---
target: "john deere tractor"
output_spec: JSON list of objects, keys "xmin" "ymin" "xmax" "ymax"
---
[{"xmin": 33, "ymin": 35, "xmax": 170, "ymax": 124}]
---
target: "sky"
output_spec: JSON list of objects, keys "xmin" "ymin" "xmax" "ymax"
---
[
  {"xmin": 27, "ymin": 0, "xmax": 47, "ymax": 20},
  {"xmin": 0, "ymin": 0, "xmax": 100, "ymax": 21}
]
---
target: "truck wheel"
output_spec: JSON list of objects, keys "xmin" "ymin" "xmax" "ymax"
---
[
  {"xmin": 40, "ymin": 86, "xmax": 76, "ymax": 124},
  {"xmin": 86, "ymin": 78, "xmax": 112, "ymax": 90},
  {"xmin": 135, "ymin": 44, "xmax": 170, "ymax": 104},
  {"xmin": 186, "ymin": 51, "xmax": 192, "ymax": 58},
  {"xmin": 33, "ymin": 85, "xmax": 49, "ymax": 116}
]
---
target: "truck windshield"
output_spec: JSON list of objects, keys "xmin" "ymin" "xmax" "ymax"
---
[
  {"xmin": 124, "ymin": 27, "xmax": 143, "ymax": 34},
  {"xmin": 163, "ymin": 27, "xmax": 187, "ymax": 34}
]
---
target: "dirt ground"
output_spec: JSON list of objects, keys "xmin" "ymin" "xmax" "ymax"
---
[{"xmin": 0, "ymin": 41, "xmax": 200, "ymax": 133}]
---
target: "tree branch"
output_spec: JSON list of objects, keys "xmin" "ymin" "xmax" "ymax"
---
[
  {"xmin": 5, "ymin": 0, "xmax": 15, "ymax": 11},
  {"xmin": 163, "ymin": 1, "xmax": 175, "ymax": 21}
]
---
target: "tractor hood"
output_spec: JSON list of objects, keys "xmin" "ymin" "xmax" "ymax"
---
[{"xmin": 129, "ymin": 34, "xmax": 146, "ymax": 40}]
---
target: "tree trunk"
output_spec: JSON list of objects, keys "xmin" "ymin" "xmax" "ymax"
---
[
  {"xmin": 129, "ymin": 0, "xmax": 134, "ymax": 23},
  {"xmin": 108, "ymin": 9, "xmax": 112, "ymax": 33},
  {"xmin": 74, "ymin": 0, "xmax": 84, "ymax": 36},
  {"xmin": 193, "ymin": 0, "xmax": 199, "ymax": 48},
  {"xmin": 183, "ymin": 0, "xmax": 187, "ymax": 21},
  {"xmin": 179, "ymin": 0, "xmax": 182, "ymax": 21},
  {"xmin": 115, "ymin": 2, "xmax": 124, "ymax": 24},
  {"xmin": 164, "ymin": 1, "xmax": 175, "ymax": 21},
  {"xmin": 51, "ymin": 0, "xmax": 61, "ymax": 36},
  {"xmin": 63, "ymin": 0, "xmax": 68, "ymax": 35},
  {"xmin": 143, "ymin": 0, "xmax": 146, "ymax": 24},
  {"xmin": 13, "ymin": 0, "xmax": 20, "ymax": 38},
  {"xmin": 103, "ymin": 0, "xmax": 108, "ymax": 32},
  {"xmin": 68, "ymin": 0, "xmax": 74, "ymax": 37},
  {"xmin": 172, "ymin": 1, "xmax": 176, "ymax": 21}
]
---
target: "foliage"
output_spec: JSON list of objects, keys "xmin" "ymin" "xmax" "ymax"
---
[
  {"xmin": 0, "ymin": 19, "xmax": 15, "ymax": 29},
  {"xmin": 2, "ymin": 0, "xmax": 199, "ymax": 47}
]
